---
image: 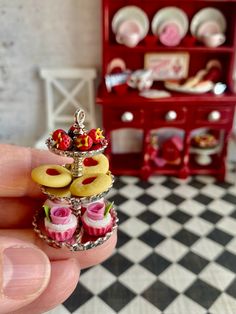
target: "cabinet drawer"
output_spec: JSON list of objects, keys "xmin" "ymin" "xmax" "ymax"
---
[
  {"xmin": 146, "ymin": 107, "xmax": 187, "ymax": 127},
  {"xmin": 103, "ymin": 108, "xmax": 144, "ymax": 128},
  {"xmin": 194, "ymin": 107, "xmax": 233, "ymax": 126}
]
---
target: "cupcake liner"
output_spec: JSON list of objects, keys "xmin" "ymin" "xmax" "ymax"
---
[
  {"xmin": 81, "ymin": 217, "xmax": 113, "ymax": 236},
  {"xmin": 45, "ymin": 226, "xmax": 77, "ymax": 241}
]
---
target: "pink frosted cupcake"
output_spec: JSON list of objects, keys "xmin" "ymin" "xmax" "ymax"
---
[
  {"xmin": 43, "ymin": 205, "xmax": 77, "ymax": 241},
  {"xmin": 81, "ymin": 201, "xmax": 113, "ymax": 236}
]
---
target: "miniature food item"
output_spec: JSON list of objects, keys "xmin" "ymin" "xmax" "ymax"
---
[
  {"xmin": 56, "ymin": 133, "xmax": 73, "ymax": 151},
  {"xmin": 81, "ymin": 201, "xmax": 113, "ymax": 236},
  {"xmin": 88, "ymin": 128, "xmax": 105, "ymax": 144},
  {"xmin": 31, "ymin": 164, "xmax": 73, "ymax": 187},
  {"xmin": 192, "ymin": 134, "xmax": 218, "ymax": 149},
  {"xmin": 43, "ymin": 205, "xmax": 77, "ymax": 241},
  {"xmin": 83, "ymin": 154, "xmax": 109, "ymax": 174},
  {"xmin": 74, "ymin": 134, "xmax": 93, "ymax": 151},
  {"xmin": 70, "ymin": 173, "xmax": 112, "ymax": 197}
]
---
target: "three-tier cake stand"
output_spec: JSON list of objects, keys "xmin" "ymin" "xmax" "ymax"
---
[{"xmin": 32, "ymin": 108, "xmax": 118, "ymax": 251}]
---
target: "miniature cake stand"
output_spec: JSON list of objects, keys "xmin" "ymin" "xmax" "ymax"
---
[
  {"xmin": 32, "ymin": 108, "xmax": 118, "ymax": 251},
  {"xmin": 190, "ymin": 145, "xmax": 220, "ymax": 165}
]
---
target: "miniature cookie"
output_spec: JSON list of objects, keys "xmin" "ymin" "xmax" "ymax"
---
[
  {"xmin": 83, "ymin": 154, "xmax": 109, "ymax": 174},
  {"xmin": 31, "ymin": 164, "xmax": 72, "ymax": 188},
  {"xmin": 70, "ymin": 173, "xmax": 112, "ymax": 197},
  {"xmin": 43, "ymin": 186, "xmax": 71, "ymax": 198}
]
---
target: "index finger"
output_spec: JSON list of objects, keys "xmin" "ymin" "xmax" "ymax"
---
[{"xmin": 0, "ymin": 144, "xmax": 72, "ymax": 197}]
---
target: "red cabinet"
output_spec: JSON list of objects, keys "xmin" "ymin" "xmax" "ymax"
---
[{"xmin": 97, "ymin": 0, "xmax": 236, "ymax": 180}]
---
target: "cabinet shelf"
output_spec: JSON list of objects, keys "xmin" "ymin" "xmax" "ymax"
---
[
  {"xmin": 107, "ymin": 44, "xmax": 235, "ymax": 54},
  {"xmin": 97, "ymin": 86, "xmax": 236, "ymax": 106}
]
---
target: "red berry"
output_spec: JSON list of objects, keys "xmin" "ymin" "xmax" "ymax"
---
[
  {"xmin": 52, "ymin": 129, "xmax": 66, "ymax": 141},
  {"xmin": 68, "ymin": 125, "xmax": 80, "ymax": 137},
  {"xmin": 88, "ymin": 128, "xmax": 105, "ymax": 144},
  {"xmin": 74, "ymin": 134, "xmax": 93, "ymax": 151},
  {"xmin": 57, "ymin": 133, "xmax": 72, "ymax": 151}
]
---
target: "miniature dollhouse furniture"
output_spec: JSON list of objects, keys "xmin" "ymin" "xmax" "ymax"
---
[
  {"xmin": 97, "ymin": 0, "xmax": 236, "ymax": 180},
  {"xmin": 35, "ymin": 68, "xmax": 97, "ymax": 149}
]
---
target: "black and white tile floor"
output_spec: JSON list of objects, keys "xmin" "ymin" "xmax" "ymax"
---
[{"xmin": 47, "ymin": 164, "xmax": 236, "ymax": 314}]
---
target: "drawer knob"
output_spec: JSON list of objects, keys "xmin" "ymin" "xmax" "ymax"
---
[
  {"xmin": 208, "ymin": 110, "xmax": 221, "ymax": 122},
  {"xmin": 165, "ymin": 110, "xmax": 177, "ymax": 121},
  {"xmin": 121, "ymin": 112, "xmax": 134, "ymax": 122}
]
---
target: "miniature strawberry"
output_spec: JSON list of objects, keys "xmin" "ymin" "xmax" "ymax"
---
[
  {"xmin": 88, "ymin": 128, "xmax": 105, "ymax": 144},
  {"xmin": 52, "ymin": 129, "xmax": 66, "ymax": 141},
  {"xmin": 74, "ymin": 134, "xmax": 93, "ymax": 151},
  {"xmin": 56, "ymin": 133, "xmax": 73, "ymax": 151}
]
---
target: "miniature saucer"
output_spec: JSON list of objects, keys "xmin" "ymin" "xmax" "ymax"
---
[
  {"xmin": 164, "ymin": 80, "xmax": 214, "ymax": 94},
  {"xmin": 139, "ymin": 89, "xmax": 171, "ymax": 98},
  {"xmin": 151, "ymin": 7, "xmax": 189, "ymax": 38},
  {"xmin": 112, "ymin": 6, "xmax": 149, "ymax": 39},
  {"xmin": 190, "ymin": 7, "xmax": 226, "ymax": 38}
]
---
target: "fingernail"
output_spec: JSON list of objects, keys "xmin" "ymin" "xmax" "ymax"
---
[{"xmin": 2, "ymin": 246, "xmax": 50, "ymax": 299}]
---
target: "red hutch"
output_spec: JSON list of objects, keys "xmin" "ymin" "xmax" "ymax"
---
[{"xmin": 97, "ymin": 0, "xmax": 236, "ymax": 180}]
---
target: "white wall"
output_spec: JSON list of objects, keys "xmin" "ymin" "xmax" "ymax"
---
[{"xmin": 0, "ymin": 0, "xmax": 101, "ymax": 146}]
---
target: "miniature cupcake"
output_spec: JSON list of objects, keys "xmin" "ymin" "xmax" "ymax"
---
[
  {"xmin": 81, "ymin": 200, "xmax": 113, "ymax": 236},
  {"xmin": 43, "ymin": 204, "xmax": 77, "ymax": 241}
]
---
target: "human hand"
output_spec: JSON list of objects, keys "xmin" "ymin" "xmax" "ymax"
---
[{"xmin": 0, "ymin": 144, "xmax": 117, "ymax": 314}]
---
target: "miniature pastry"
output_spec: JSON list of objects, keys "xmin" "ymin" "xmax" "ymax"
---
[
  {"xmin": 31, "ymin": 164, "xmax": 72, "ymax": 187},
  {"xmin": 52, "ymin": 129, "xmax": 66, "ymax": 141},
  {"xmin": 43, "ymin": 186, "xmax": 72, "ymax": 198},
  {"xmin": 52, "ymin": 129, "xmax": 73, "ymax": 151},
  {"xmin": 88, "ymin": 128, "xmax": 105, "ymax": 144},
  {"xmin": 83, "ymin": 154, "xmax": 109, "ymax": 174},
  {"xmin": 74, "ymin": 134, "xmax": 93, "ymax": 151},
  {"xmin": 70, "ymin": 173, "xmax": 112, "ymax": 197},
  {"xmin": 81, "ymin": 200, "xmax": 113, "ymax": 236},
  {"xmin": 192, "ymin": 134, "xmax": 218, "ymax": 149},
  {"xmin": 43, "ymin": 204, "xmax": 77, "ymax": 241}
]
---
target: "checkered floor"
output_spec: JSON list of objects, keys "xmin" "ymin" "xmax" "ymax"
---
[{"xmin": 46, "ymin": 164, "xmax": 236, "ymax": 314}]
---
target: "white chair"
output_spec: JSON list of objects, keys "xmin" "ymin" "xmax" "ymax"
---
[{"xmin": 35, "ymin": 68, "xmax": 97, "ymax": 149}]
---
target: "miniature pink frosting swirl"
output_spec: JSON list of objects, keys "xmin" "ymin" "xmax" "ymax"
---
[
  {"xmin": 87, "ymin": 202, "xmax": 105, "ymax": 220},
  {"xmin": 50, "ymin": 207, "xmax": 72, "ymax": 224}
]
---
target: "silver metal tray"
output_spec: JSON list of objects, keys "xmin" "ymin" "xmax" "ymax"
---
[{"xmin": 32, "ymin": 206, "xmax": 118, "ymax": 251}]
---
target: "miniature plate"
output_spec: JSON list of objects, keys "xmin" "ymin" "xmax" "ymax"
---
[
  {"xmin": 151, "ymin": 7, "xmax": 189, "ymax": 37},
  {"xmin": 33, "ymin": 207, "xmax": 118, "ymax": 251},
  {"xmin": 112, "ymin": 5, "xmax": 149, "ymax": 39},
  {"xmin": 190, "ymin": 7, "xmax": 226, "ymax": 38},
  {"xmin": 139, "ymin": 89, "xmax": 171, "ymax": 99},
  {"xmin": 164, "ymin": 81, "xmax": 214, "ymax": 94}
]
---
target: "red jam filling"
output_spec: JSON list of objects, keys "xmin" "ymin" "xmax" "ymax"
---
[
  {"xmin": 83, "ymin": 158, "xmax": 98, "ymax": 167},
  {"xmin": 46, "ymin": 168, "xmax": 60, "ymax": 176},
  {"xmin": 82, "ymin": 176, "xmax": 96, "ymax": 185}
]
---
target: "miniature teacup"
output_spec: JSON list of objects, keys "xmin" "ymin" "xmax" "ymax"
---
[
  {"xmin": 116, "ymin": 19, "xmax": 143, "ymax": 47},
  {"xmin": 201, "ymin": 33, "xmax": 226, "ymax": 47}
]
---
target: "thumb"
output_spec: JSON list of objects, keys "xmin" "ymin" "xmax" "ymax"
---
[{"xmin": 0, "ymin": 236, "xmax": 51, "ymax": 314}]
